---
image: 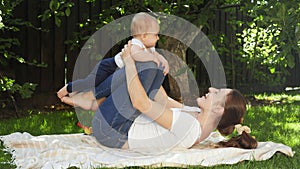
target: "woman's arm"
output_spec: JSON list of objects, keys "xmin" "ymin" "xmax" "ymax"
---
[
  {"xmin": 154, "ymin": 87, "xmax": 183, "ymax": 109},
  {"xmin": 122, "ymin": 43, "xmax": 173, "ymax": 129}
]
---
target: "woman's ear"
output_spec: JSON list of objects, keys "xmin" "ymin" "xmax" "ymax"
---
[{"xmin": 213, "ymin": 105, "xmax": 224, "ymax": 115}]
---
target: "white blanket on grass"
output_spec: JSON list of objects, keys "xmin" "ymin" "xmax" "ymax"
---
[{"xmin": 0, "ymin": 132, "xmax": 294, "ymax": 169}]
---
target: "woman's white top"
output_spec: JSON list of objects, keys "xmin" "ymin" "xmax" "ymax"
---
[{"xmin": 128, "ymin": 106, "xmax": 201, "ymax": 153}]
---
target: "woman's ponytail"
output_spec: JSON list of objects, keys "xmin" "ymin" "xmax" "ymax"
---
[
  {"xmin": 218, "ymin": 131, "xmax": 258, "ymax": 149},
  {"xmin": 216, "ymin": 89, "xmax": 258, "ymax": 149},
  {"xmin": 217, "ymin": 124, "xmax": 257, "ymax": 149}
]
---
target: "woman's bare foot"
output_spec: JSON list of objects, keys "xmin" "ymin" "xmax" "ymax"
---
[{"xmin": 61, "ymin": 91, "xmax": 96, "ymax": 110}]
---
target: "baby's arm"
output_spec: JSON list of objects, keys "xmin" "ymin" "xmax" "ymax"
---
[
  {"xmin": 154, "ymin": 51, "xmax": 169, "ymax": 75},
  {"xmin": 131, "ymin": 45, "xmax": 169, "ymax": 75},
  {"xmin": 130, "ymin": 45, "xmax": 160, "ymax": 65}
]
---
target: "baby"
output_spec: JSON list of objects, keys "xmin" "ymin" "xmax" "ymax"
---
[{"xmin": 57, "ymin": 12, "xmax": 168, "ymax": 110}]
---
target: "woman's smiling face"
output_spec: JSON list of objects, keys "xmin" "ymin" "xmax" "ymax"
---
[{"xmin": 197, "ymin": 87, "xmax": 232, "ymax": 111}]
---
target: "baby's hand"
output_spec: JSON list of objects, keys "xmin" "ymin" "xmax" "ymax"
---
[
  {"xmin": 155, "ymin": 52, "xmax": 169, "ymax": 75},
  {"xmin": 161, "ymin": 59, "xmax": 169, "ymax": 76},
  {"xmin": 152, "ymin": 55, "xmax": 160, "ymax": 67},
  {"xmin": 57, "ymin": 85, "xmax": 68, "ymax": 99}
]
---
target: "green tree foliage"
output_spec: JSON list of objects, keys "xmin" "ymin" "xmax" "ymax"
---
[
  {"xmin": 38, "ymin": 0, "xmax": 74, "ymax": 27},
  {"xmin": 34, "ymin": 0, "xmax": 300, "ymax": 91},
  {"xmin": 46, "ymin": 0, "xmax": 300, "ymax": 91},
  {"xmin": 236, "ymin": 0, "xmax": 300, "ymax": 88},
  {"xmin": 0, "ymin": 0, "xmax": 43, "ymax": 101}
]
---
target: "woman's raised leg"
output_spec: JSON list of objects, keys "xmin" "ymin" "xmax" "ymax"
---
[{"xmin": 92, "ymin": 61, "xmax": 165, "ymax": 148}]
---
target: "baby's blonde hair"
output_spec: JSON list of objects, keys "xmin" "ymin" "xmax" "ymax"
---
[{"xmin": 131, "ymin": 12, "xmax": 159, "ymax": 37}]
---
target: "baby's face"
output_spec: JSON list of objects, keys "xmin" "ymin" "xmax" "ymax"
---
[{"xmin": 142, "ymin": 23, "xmax": 160, "ymax": 48}]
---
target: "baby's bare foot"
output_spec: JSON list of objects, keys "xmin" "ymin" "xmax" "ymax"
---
[
  {"xmin": 61, "ymin": 92, "xmax": 95, "ymax": 110},
  {"xmin": 57, "ymin": 85, "xmax": 68, "ymax": 99},
  {"xmin": 68, "ymin": 91, "xmax": 78, "ymax": 97},
  {"xmin": 90, "ymin": 97, "xmax": 106, "ymax": 111}
]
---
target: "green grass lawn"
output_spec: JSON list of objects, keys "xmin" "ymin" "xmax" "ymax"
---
[{"xmin": 0, "ymin": 93, "xmax": 299, "ymax": 169}]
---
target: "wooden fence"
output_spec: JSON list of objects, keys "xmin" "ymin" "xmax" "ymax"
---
[
  {"xmin": 3, "ymin": 0, "xmax": 111, "ymax": 105},
  {"xmin": 3, "ymin": 1, "xmax": 300, "ymax": 106}
]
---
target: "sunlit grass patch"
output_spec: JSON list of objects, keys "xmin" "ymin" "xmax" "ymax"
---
[
  {"xmin": 246, "ymin": 91, "xmax": 300, "ymax": 154},
  {"xmin": 283, "ymin": 123, "xmax": 300, "ymax": 131},
  {"xmin": 0, "ymin": 111, "xmax": 82, "ymax": 136},
  {"xmin": 254, "ymin": 92, "xmax": 300, "ymax": 104}
]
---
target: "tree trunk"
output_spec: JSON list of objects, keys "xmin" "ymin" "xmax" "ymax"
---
[
  {"xmin": 158, "ymin": 36, "xmax": 199, "ymax": 106},
  {"xmin": 156, "ymin": 15, "xmax": 203, "ymax": 105}
]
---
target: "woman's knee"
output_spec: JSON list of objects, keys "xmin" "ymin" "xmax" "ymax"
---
[{"xmin": 135, "ymin": 62, "xmax": 162, "ymax": 83}]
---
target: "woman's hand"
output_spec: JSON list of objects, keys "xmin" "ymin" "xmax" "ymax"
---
[{"xmin": 121, "ymin": 41, "xmax": 134, "ymax": 65}]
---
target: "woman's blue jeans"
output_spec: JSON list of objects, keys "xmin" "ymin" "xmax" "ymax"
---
[{"xmin": 92, "ymin": 61, "xmax": 165, "ymax": 148}]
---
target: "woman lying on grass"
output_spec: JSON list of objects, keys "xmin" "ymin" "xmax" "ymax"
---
[{"xmin": 59, "ymin": 42, "xmax": 257, "ymax": 152}]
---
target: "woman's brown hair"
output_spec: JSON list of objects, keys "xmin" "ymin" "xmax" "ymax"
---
[{"xmin": 216, "ymin": 89, "xmax": 258, "ymax": 149}]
